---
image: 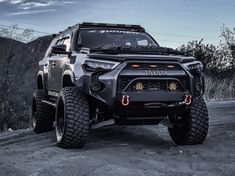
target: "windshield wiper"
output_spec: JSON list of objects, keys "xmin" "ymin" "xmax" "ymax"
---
[
  {"xmin": 92, "ymin": 45, "xmax": 124, "ymax": 50},
  {"xmin": 90, "ymin": 45, "xmax": 130, "ymax": 54},
  {"xmin": 90, "ymin": 45, "xmax": 155, "ymax": 53}
]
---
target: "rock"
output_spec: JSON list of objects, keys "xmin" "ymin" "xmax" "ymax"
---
[{"xmin": 8, "ymin": 128, "xmax": 13, "ymax": 132}]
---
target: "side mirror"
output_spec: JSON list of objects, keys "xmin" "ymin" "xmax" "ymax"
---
[{"xmin": 51, "ymin": 44, "xmax": 71, "ymax": 55}]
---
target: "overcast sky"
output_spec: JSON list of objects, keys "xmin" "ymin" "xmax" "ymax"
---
[{"xmin": 0, "ymin": 0, "xmax": 234, "ymax": 48}]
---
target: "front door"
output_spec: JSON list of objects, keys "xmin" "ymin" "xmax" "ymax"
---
[
  {"xmin": 48, "ymin": 35, "xmax": 71, "ymax": 92},
  {"xmin": 50, "ymin": 55, "xmax": 68, "ymax": 92}
]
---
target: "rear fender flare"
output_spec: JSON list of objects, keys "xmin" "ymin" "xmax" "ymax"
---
[{"xmin": 37, "ymin": 71, "xmax": 45, "ymax": 90}]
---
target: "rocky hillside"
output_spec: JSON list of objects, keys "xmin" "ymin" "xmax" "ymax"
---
[{"xmin": 0, "ymin": 36, "xmax": 52, "ymax": 131}]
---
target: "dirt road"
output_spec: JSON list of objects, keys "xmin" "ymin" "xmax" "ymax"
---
[{"xmin": 0, "ymin": 101, "xmax": 234, "ymax": 176}]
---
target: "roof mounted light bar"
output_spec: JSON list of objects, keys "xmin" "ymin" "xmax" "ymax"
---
[
  {"xmin": 79, "ymin": 22, "xmax": 145, "ymax": 32},
  {"xmin": 59, "ymin": 22, "xmax": 146, "ymax": 35}
]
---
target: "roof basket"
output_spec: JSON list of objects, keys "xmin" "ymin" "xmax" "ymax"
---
[
  {"xmin": 79, "ymin": 22, "xmax": 145, "ymax": 32},
  {"xmin": 59, "ymin": 22, "xmax": 145, "ymax": 35}
]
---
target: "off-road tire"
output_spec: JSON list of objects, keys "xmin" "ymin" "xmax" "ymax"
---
[
  {"xmin": 32, "ymin": 90, "xmax": 54, "ymax": 133},
  {"xmin": 55, "ymin": 87, "xmax": 90, "ymax": 149},
  {"xmin": 168, "ymin": 97, "xmax": 209, "ymax": 145}
]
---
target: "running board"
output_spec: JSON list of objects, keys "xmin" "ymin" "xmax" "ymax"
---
[
  {"xmin": 90, "ymin": 119, "xmax": 116, "ymax": 129},
  {"xmin": 42, "ymin": 100, "xmax": 56, "ymax": 108}
]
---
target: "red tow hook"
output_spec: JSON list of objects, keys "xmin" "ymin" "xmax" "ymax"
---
[
  {"xmin": 122, "ymin": 94, "xmax": 130, "ymax": 106},
  {"xmin": 184, "ymin": 95, "xmax": 192, "ymax": 106}
]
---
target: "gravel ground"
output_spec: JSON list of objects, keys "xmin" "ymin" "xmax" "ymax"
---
[{"xmin": 0, "ymin": 101, "xmax": 234, "ymax": 176}]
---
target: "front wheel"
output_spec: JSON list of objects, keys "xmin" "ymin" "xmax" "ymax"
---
[
  {"xmin": 55, "ymin": 87, "xmax": 90, "ymax": 149},
  {"xmin": 168, "ymin": 97, "xmax": 209, "ymax": 145}
]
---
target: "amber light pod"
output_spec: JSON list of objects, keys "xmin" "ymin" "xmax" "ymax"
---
[
  {"xmin": 134, "ymin": 82, "xmax": 144, "ymax": 91},
  {"xmin": 167, "ymin": 65, "xmax": 176, "ymax": 68},
  {"xmin": 168, "ymin": 82, "xmax": 177, "ymax": 92},
  {"xmin": 149, "ymin": 64, "xmax": 158, "ymax": 68},
  {"xmin": 131, "ymin": 64, "xmax": 140, "ymax": 68}
]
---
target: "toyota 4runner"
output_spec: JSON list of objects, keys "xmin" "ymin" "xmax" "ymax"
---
[{"xmin": 32, "ymin": 22, "xmax": 209, "ymax": 148}]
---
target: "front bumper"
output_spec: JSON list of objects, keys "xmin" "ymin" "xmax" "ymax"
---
[{"xmin": 80, "ymin": 60, "xmax": 204, "ymax": 112}]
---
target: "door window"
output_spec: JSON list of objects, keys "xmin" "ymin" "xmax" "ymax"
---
[
  {"xmin": 63, "ymin": 37, "xmax": 71, "ymax": 51},
  {"xmin": 44, "ymin": 37, "xmax": 58, "ymax": 57}
]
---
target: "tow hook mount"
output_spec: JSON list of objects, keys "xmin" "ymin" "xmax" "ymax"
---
[
  {"xmin": 184, "ymin": 94, "xmax": 192, "ymax": 106},
  {"xmin": 121, "ymin": 94, "xmax": 192, "ymax": 107},
  {"xmin": 122, "ymin": 94, "xmax": 130, "ymax": 106}
]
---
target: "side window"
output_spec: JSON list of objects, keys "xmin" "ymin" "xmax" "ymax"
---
[
  {"xmin": 44, "ymin": 35, "xmax": 71, "ymax": 57},
  {"xmin": 49, "ymin": 38, "xmax": 62, "ymax": 57},
  {"xmin": 44, "ymin": 38, "xmax": 58, "ymax": 57},
  {"xmin": 55, "ymin": 38, "xmax": 64, "ymax": 45},
  {"xmin": 63, "ymin": 37, "xmax": 71, "ymax": 51},
  {"xmin": 137, "ymin": 39, "xmax": 148, "ymax": 46}
]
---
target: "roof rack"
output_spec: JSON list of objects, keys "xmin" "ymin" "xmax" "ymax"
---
[
  {"xmin": 79, "ymin": 22, "xmax": 145, "ymax": 32},
  {"xmin": 59, "ymin": 22, "xmax": 145, "ymax": 34},
  {"xmin": 59, "ymin": 24, "xmax": 79, "ymax": 34}
]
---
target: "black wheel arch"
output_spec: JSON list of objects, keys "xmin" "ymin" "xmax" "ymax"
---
[
  {"xmin": 37, "ymin": 71, "xmax": 45, "ymax": 90},
  {"xmin": 62, "ymin": 70, "xmax": 76, "ymax": 88}
]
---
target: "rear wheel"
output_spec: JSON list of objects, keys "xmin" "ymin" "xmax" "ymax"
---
[
  {"xmin": 55, "ymin": 87, "xmax": 90, "ymax": 149},
  {"xmin": 31, "ymin": 90, "xmax": 54, "ymax": 133},
  {"xmin": 168, "ymin": 97, "xmax": 209, "ymax": 145}
]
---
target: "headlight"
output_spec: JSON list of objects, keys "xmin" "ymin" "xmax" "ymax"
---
[
  {"xmin": 183, "ymin": 61, "xmax": 203, "ymax": 72},
  {"xmin": 84, "ymin": 59, "xmax": 120, "ymax": 71}
]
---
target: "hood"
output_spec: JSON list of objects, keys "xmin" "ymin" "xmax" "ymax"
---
[{"xmin": 88, "ymin": 53, "xmax": 196, "ymax": 63}]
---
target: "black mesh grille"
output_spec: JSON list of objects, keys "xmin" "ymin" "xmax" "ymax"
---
[
  {"xmin": 117, "ymin": 62, "xmax": 188, "ymax": 92},
  {"xmin": 117, "ymin": 76, "xmax": 133, "ymax": 91},
  {"xmin": 130, "ymin": 80, "xmax": 167, "ymax": 91},
  {"xmin": 178, "ymin": 78, "xmax": 188, "ymax": 90},
  {"xmin": 117, "ymin": 77, "xmax": 188, "ymax": 92}
]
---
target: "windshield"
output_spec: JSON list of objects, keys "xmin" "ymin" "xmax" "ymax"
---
[{"xmin": 78, "ymin": 29, "xmax": 159, "ymax": 49}]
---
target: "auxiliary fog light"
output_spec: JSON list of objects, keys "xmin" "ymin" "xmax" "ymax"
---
[
  {"xmin": 134, "ymin": 82, "xmax": 144, "ymax": 91},
  {"xmin": 91, "ymin": 82, "xmax": 102, "ymax": 92},
  {"xmin": 168, "ymin": 82, "xmax": 177, "ymax": 92}
]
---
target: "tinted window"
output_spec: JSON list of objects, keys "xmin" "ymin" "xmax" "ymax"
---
[
  {"xmin": 78, "ymin": 29, "xmax": 158, "ymax": 49},
  {"xmin": 44, "ymin": 37, "xmax": 58, "ymax": 57},
  {"xmin": 63, "ymin": 37, "xmax": 71, "ymax": 51}
]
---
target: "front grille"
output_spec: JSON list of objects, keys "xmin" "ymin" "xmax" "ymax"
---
[
  {"xmin": 117, "ymin": 62, "xmax": 188, "ymax": 92},
  {"xmin": 117, "ymin": 77, "xmax": 187, "ymax": 92},
  {"xmin": 117, "ymin": 76, "xmax": 133, "ymax": 91},
  {"xmin": 130, "ymin": 80, "xmax": 167, "ymax": 91},
  {"xmin": 125, "ymin": 63, "xmax": 180, "ymax": 70},
  {"xmin": 178, "ymin": 78, "xmax": 188, "ymax": 90}
]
